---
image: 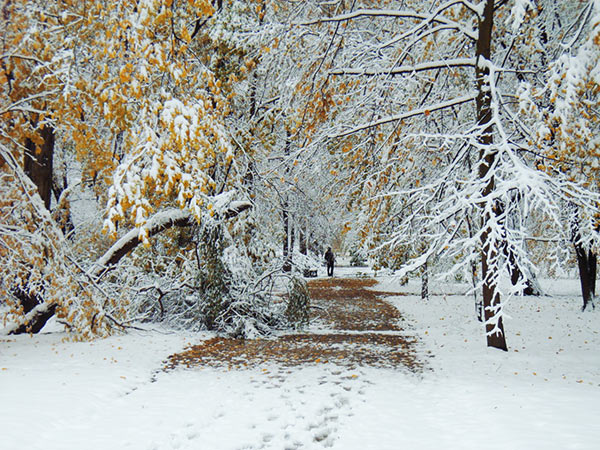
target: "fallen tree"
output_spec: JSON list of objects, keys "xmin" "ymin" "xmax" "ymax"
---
[
  {"xmin": 4, "ymin": 201, "xmax": 252, "ymax": 335},
  {"xmin": 90, "ymin": 202, "xmax": 252, "ymax": 278}
]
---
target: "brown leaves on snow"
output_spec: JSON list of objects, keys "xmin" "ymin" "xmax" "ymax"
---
[{"xmin": 165, "ymin": 278, "xmax": 424, "ymax": 373}]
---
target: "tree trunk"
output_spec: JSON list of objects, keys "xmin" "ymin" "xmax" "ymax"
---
[
  {"xmin": 476, "ymin": 0, "xmax": 507, "ymax": 351},
  {"xmin": 290, "ymin": 217, "xmax": 295, "ymax": 264},
  {"xmin": 299, "ymin": 225, "xmax": 307, "ymax": 256},
  {"xmin": 282, "ymin": 135, "xmax": 292, "ymax": 272},
  {"xmin": 421, "ymin": 259, "xmax": 429, "ymax": 301},
  {"xmin": 7, "ymin": 285, "xmax": 56, "ymax": 335},
  {"xmin": 10, "ymin": 124, "xmax": 57, "ymax": 334},
  {"xmin": 570, "ymin": 205, "xmax": 596, "ymax": 311},
  {"xmin": 7, "ymin": 270, "xmax": 54, "ymax": 334},
  {"xmin": 282, "ymin": 204, "xmax": 291, "ymax": 272},
  {"xmin": 506, "ymin": 244, "xmax": 540, "ymax": 296},
  {"xmin": 473, "ymin": 260, "xmax": 483, "ymax": 322},
  {"xmin": 589, "ymin": 249, "xmax": 597, "ymax": 298},
  {"xmin": 574, "ymin": 242, "xmax": 596, "ymax": 311},
  {"xmin": 52, "ymin": 170, "xmax": 75, "ymax": 235},
  {"xmin": 9, "ymin": 303, "xmax": 57, "ymax": 335},
  {"xmin": 24, "ymin": 124, "xmax": 55, "ymax": 210}
]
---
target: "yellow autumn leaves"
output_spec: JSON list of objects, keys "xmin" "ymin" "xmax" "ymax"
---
[{"xmin": 0, "ymin": 0, "xmax": 240, "ymax": 337}]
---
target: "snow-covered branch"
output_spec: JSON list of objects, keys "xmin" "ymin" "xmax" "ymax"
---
[
  {"xmin": 297, "ymin": 9, "xmax": 435, "ymax": 25},
  {"xmin": 329, "ymin": 58, "xmax": 476, "ymax": 77},
  {"xmin": 91, "ymin": 201, "xmax": 252, "ymax": 278},
  {"xmin": 297, "ymin": 7, "xmax": 477, "ymax": 40},
  {"xmin": 329, "ymin": 94, "xmax": 477, "ymax": 138},
  {"xmin": 91, "ymin": 209, "xmax": 192, "ymax": 278},
  {"xmin": 2, "ymin": 303, "xmax": 58, "ymax": 335},
  {"xmin": 0, "ymin": 90, "xmax": 60, "ymax": 116}
]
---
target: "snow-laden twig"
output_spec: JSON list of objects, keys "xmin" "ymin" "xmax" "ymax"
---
[
  {"xmin": 298, "ymin": 4, "xmax": 479, "ymax": 40},
  {"xmin": 329, "ymin": 94, "xmax": 477, "ymax": 138},
  {"xmin": 329, "ymin": 58, "xmax": 476, "ymax": 77}
]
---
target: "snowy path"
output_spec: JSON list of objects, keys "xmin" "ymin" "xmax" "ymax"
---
[
  {"xmin": 165, "ymin": 277, "xmax": 423, "ymax": 371},
  {"xmin": 0, "ymin": 332, "xmax": 395, "ymax": 450},
  {"xmin": 2, "ymin": 273, "xmax": 600, "ymax": 449},
  {"xmin": 139, "ymin": 365, "xmax": 374, "ymax": 450}
]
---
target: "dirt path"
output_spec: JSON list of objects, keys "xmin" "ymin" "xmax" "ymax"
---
[{"xmin": 166, "ymin": 277, "xmax": 423, "ymax": 372}]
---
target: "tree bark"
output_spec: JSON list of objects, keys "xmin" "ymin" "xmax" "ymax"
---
[
  {"xmin": 290, "ymin": 217, "xmax": 295, "ymax": 264},
  {"xmin": 8, "ymin": 303, "xmax": 57, "ymax": 335},
  {"xmin": 6, "ymin": 285, "xmax": 54, "ymax": 335},
  {"xmin": 24, "ymin": 124, "xmax": 55, "ymax": 210},
  {"xmin": 282, "ymin": 204, "xmax": 292, "ymax": 272},
  {"xmin": 589, "ymin": 249, "xmax": 597, "ymax": 298},
  {"xmin": 574, "ymin": 242, "xmax": 596, "ymax": 311},
  {"xmin": 282, "ymin": 135, "xmax": 292, "ymax": 272},
  {"xmin": 299, "ymin": 225, "xmax": 307, "ymax": 256},
  {"xmin": 473, "ymin": 260, "xmax": 483, "ymax": 322},
  {"xmin": 9, "ymin": 124, "xmax": 57, "ymax": 334},
  {"xmin": 570, "ymin": 205, "xmax": 596, "ymax": 311},
  {"xmin": 421, "ymin": 259, "xmax": 429, "ymax": 301},
  {"xmin": 476, "ymin": 0, "xmax": 507, "ymax": 351}
]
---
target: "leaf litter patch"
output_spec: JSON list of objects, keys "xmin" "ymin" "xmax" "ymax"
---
[
  {"xmin": 165, "ymin": 277, "xmax": 424, "ymax": 373},
  {"xmin": 308, "ymin": 278, "xmax": 404, "ymax": 332}
]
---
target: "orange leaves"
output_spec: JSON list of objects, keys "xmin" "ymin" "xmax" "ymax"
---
[
  {"xmin": 255, "ymin": 2, "xmax": 266, "ymax": 21},
  {"xmin": 180, "ymin": 26, "xmax": 192, "ymax": 43},
  {"xmin": 118, "ymin": 63, "xmax": 134, "ymax": 83},
  {"xmin": 103, "ymin": 84, "xmax": 233, "ymax": 239},
  {"xmin": 341, "ymin": 222, "xmax": 352, "ymax": 235},
  {"xmin": 0, "ymin": 158, "xmax": 115, "ymax": 339}
]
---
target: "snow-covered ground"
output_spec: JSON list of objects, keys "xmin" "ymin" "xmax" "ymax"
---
[{"xmin": 1, "ymin": 268, "xmax": 599, "ymax": 450}]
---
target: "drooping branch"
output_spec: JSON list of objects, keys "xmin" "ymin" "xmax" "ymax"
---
[
  {"xmin": 329, "ymin": 58, "xmax": 476, "ymax": 77},
  {"xmin": 329, "ymin": 94, "xmax": 477, "ymax": 138},
  {"xmin": 90, "ymin": 209, "xmax": 193, "ymax": 278},
  {"xmin": 90, "ymin": 202, "xmax": 252, "ymax": 278},
  {"xmin": 3, "ymin": 303, "xmax": 58, "ymax": 335},
  {"xmin": 3, "ymin": 197, "xmax": 251, "ymax": 335},
  {"xmin": 298, "ymin": 3, "xmax": 479, "ymax": 40},
  {"xmin": 222, "ymin": 201, "xmax": 252, "ymax": 219}
]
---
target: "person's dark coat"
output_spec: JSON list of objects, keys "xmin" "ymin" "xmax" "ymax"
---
[
  {"xmin": 324, "ymin": 247, "xmax": 335, "ymax": 276},
  {"xmin": 324, "ymin": 248, "xmax": 334, "ymax": 264}
]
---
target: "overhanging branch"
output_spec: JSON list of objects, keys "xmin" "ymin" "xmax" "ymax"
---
[
  {"xmin": 329, "ymin": 57, "xmax": 476, "ymax": 77},
  {"xmin": 297, "ymin": 5, "xmax": 478, "ymax": 40},
  {"xmin": 90, "ymin": 202, "xmax": 252, "ymax": 278},
  {"xmin": 329, "ymin": 94, "xmax": 477, "ymax": 138}
]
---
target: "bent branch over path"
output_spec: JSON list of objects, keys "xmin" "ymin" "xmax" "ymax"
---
[{"xmin": 166, "ymin": 277, "xmax": 424, "ymax": 372}]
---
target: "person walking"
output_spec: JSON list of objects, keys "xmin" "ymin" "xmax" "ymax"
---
[{"xmin": 324, "ymin": 247, "xmax": 335, "ymax": 277}]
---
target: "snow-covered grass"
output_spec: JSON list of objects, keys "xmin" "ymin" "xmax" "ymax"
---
[
  {"xmin": 372, "ymin": 276, "xmax": 600, "ymax": 450},
  {"xmin": 1, "ymin": 269, "xmax": 599, "ymax": 449}
]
